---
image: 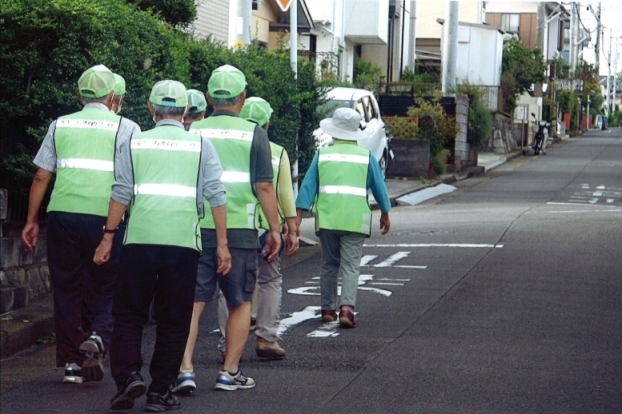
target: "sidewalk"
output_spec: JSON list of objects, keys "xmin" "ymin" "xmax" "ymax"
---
[{"xmin": 0, "ymin": 149, "xmax": 523, "ymax": 360}]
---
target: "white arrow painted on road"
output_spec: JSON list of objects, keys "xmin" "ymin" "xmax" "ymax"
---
[{"xmin": 277, "ymin": 306, "xmax": 321, "ymax": 336}]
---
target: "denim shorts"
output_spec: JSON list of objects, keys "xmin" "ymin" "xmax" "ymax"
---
[{"xmin": 194, "ymin": 247, "xmax": 257, "ymax": 307}]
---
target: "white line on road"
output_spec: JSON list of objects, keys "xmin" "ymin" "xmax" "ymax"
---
[
  {"xmin": 360, "ymin": 255, "xmax": 378, "ymax": 266},
  {"xmin": 373, "ymin": 251, "xmax": 410, "ymax": 267},
  {"xmin": 370, "ymin": 282, "xmax": 404, "ymax": 286},
  {"xmin": 277, "ymin": 306, "xmax": 320, "ymax": 336},
  {"xmin": 547, "ymin": 210, "xmax": 621, "ymax": 214},
  {"xmin": 364, "ymin": 243, "xmax": 503, "ymax": 248}
]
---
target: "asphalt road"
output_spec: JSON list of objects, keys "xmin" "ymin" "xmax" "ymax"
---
[{"xmin": 2, "ymin": 129, "xmax": 622, "ymax": 413}]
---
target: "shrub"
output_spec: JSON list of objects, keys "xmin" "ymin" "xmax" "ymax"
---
[
  {"xmin": 455, "ymin": 83, "xmax": 494, "ymax": 149},
  {"xmin": 383, "ymin": 116, "xmax": 419, "ymax": 140}
]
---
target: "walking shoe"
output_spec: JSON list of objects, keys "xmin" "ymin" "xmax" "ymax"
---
[
  {"xmin": 144, "ymin": 387, "xmax": 181, "ymax": 412},
  {"xmin": 172, "ymin": 370, "xmax": 196, "ymax": 395},
  {"xmin": 214, "ymin": 368, "xmax": 255, "ymax": 391},
  {"xmin": 339, "ymin": 308, "xmax": 357, "ymax": 328},
  {"xmin": 321, "ymin": 309, "xmax": 337, "ymax": 322},
  {"xmin": 62, "ymin": 362, "xmax": 83, "ymax": 384},
  {"xmin": 256, "ymin": 337, "xmax": 286, "ymax": 359},
  {"xmin": 249, "ymin": 317, "xmax": 257, "ymax": 331},
  {"xmin": 110, "ymin": 372, "xmax": 147, "ymax": 411},
  {"xmin": 79, "ymin": 332, "xmax": 104, "ymax": 381}
]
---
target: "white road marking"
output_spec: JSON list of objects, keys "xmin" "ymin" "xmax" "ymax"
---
[
  {"xmin": 582, "ymin": 184, "xmax": 589, "ymax": 188},
  {"xmin": 606, "ymin": 199, "xmax": 614, "ymax": 203},
  {"xmin": 597, "ymin": 185, "xmax": 606, "ymax": 189},
  {"xmin": 360, "ymin": 255, "xmax": 377, "ymax": 266},
  {"xmin": 364, "ymin": 243, "xmax": 503, "ymax": 248},
  {"xmin": 547, "ymin": 210, "xmax": 621, "ymax": 214},
  {"xmin": 377, "ymin": 278, "xmax": 411, "ymax": 281},
  {"xmin": 547, "ymin": 202, "xmax": 608, "ymax": 207},
  {"xmin": 288, "ymin": 286, "xmax": 320, "ymax": 295},
  {"xmin": 277, "ymin": 306, "xmax": 320, "ymax": 336},
  {"xmin": 593, "ymin": 191, "xmax": 603, "ymax": 197},
  {"xmin": 373, "ymin": 251, "xmax": 410, "ymax": 267},
  {"xmin": 370, "ymin": 282, "xmax": 404, "ymax": 286},
  {"xmin": 588, "ymin": 199, "xmax": 599, "ymax": 204},
  {"xmin": 358, "ymin": 287, "xmax": 393, "ymax": 296}
]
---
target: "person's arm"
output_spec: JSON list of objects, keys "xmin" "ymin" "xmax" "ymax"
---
[
  {"xmin": 93, "ymin": 199, "xmax": 128, "ymax": 264},
  {"xmin": 210, "ymin": 204, "xmax": 231, "ymax": 275},
  {"xmin": 368, "ymin": 154, "xmax": 391, "ymax": 235},
  {"xmin": 253, "ymin": 127, "xmax": 281, "ymax": 262},
  {"xmin": 21, "ymin": 168, "xmax": 53, "ymax": 251},
  {"xmin": 276, "ymin": 150, "xmax": 298, "ymax": 255}
]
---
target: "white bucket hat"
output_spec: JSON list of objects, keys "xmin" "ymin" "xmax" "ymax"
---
[{"xmin": 319, "ymin": 108, "xmax": 365, "ymax": 141}]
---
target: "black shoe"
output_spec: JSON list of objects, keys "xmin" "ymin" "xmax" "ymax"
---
[
  {"xmin": 111, "ymin": 372, "xmax": 147, "ymax": 411},
  {"xmin": 144, "ymin": 387, "xmax": 181, "ymax": 412}
]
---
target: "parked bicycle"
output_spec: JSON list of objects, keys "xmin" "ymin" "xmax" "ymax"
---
[{"xmin": 531, "ymin": 113, "xmax": 550, "ymax": 156}]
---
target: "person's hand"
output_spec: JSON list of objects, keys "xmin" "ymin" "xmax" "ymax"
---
[
  {"xmin": 217, "ymin": 245, "xmax": 232, "ymax": 275},
  {"xmin": 93, "ymin": 237, "xmax": 113, "ymax": 265},
  {"xmin": 264, "ymin": 229, "xmax": 282, "ymax": 262},
  {"xmin": 22, "ymin": 222, "xmax": 40, "ymax": 251},
  {"xmin": 379, "ymin": 212, "xmax": 391, "ymax": 235},
  {"xmin": 285, "ymin": 231, "xmax": 298, "ymax": 256}
]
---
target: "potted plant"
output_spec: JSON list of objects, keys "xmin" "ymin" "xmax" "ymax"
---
[{"xmin": 383, "ymin": 116, "xmax": 431, "ymax": 178}]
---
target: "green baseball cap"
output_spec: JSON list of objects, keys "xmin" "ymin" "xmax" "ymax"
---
[
  {"xmin": 187, "ymin": 89, "xmax": 207, "ymax": 113},
  {"xmin": 78, "ymin": 64, "xmax": 116, "ymax": 98},
  {"xmin": 113, "ymin": 74, "xmax": 126, "ymax": 96},
  {"xmin": 207, "ymin": 65, "xmax": 247, "ymax": 99},
  {"xmin": 240, "ymin": 97, "xmax": 273, "ymax": 127},
  {"xmin": 149, "ymin": 80, "xmax": 188, "ymax": 108}
]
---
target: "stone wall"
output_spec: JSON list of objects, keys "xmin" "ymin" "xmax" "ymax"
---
[
  {"xmin": 484, "ymin": 113, "xmax": 530, "ymax": 152},
  {"xmin": 0, "ymin": 228, "xmax": 51, "ymax": 315},
  {"xmin": 454, "ymin": 96, "xmax": 477, "ymax": 171}
]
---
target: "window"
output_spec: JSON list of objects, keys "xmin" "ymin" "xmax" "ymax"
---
[
  {"xmin": 355, "ymin": 99, "xmax": 367, "ymax": 122},
  {"xmin": 501, "ymin": 14, "xmax": 520, "ymax": 34}
]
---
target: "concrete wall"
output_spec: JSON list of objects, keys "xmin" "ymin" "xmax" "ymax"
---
[{"xmin": 1, "ymin": 228, "xmax": 50, "ymax": 315}]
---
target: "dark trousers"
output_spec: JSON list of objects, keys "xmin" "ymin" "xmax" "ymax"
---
[
  {"xmin": 110, "ymin": 244, "xmax": 199, "ymax": 394},
  {"xmin": 47, "ymin": 212, "xmax": 123, "ymax": 367}
]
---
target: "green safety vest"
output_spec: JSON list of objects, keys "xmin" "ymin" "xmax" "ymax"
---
[
  {"xmin": 313, "ymin": 144, "xmax": 372, "ymax": 235},
  {"xmin": 190, "ymin": 116, "xmax": 258, "ymax": 230},
  {"xmin": 124, "ymin": 126, "xmax": 202, "ymax": 251},
  {"xmin": 47, "ymin": 108, "xmax": 121, "ymax": 216},
  {"xmin": 255, "ymin": 142, "xmax": 285, "ymax": 230}
]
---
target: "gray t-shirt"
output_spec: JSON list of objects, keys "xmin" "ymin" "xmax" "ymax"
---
[{"xmin": 200, "ymin": 111, "xmax": 273, "ymax": 249}]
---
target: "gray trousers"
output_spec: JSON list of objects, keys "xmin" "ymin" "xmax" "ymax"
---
[
  {"xmin": 318, "ymin": 229, "xmax": 366, "ymax": 310},
  {"xmin": 218, "ymin": 253, "xmax": 283, "ymax": 350}
]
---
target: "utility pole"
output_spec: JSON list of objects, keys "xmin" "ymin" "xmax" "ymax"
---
[
  {"xmin": 441, "ymin": 1, "xmax": 459, "ymax": 95},
  {"xmin": 408, "ymin": 1, "xmax": 417, "ymax": 73},
  {"xmin": 290, "ymin": 0, "xmax": 298, "ymax": 197},
  {"xmin": 570, "ymin": 2, "xmax": 579, "ymax": 76},
  {"xmin": 595, "ymin": 3, "xmax": 601, "ymax": 69},
  {"xmin": 607, "ymin": 30, "xmax": 612, "ymax": 112},
  {"xmin": 614, "ymin": 37, "xmax": 618, "ymax": 112}
]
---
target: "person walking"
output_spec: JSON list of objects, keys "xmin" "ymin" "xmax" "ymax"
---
[
  {"xmin": 295, "ymin": 107, "xmax": 391, "ymax": 328},
  {"xmin": 183, "ymin": 89, "xmax": 208, "ymax": 129},
  {"xmin": 175, "ymin": 65, "xmax": 282, "ymax": 394},
  {"xmin": 93, "ymin": 80, "xmax": 231, "ymax": 411},
  {"xmin": 21, "ymin": 64, "xmax": 140, "ymax": 384},
  {"xmin": 216, "ymin": 97, "xmax": 298, "ymax": 360}
]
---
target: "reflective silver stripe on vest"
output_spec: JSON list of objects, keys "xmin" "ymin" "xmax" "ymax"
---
[
  {"xmin": 221, "ymin": 171, "xmax": 251, "ymax": 183},
  {"xmin": 271, "ymin": 155, "xmax": 280, "ymax": 166},
  {"xmin": 131, "ymin": 139, "xmax": 201, "ymax": 152},
  {"xmin": 191, "ymin": 128, "xmax": 253, "ymax": 141},
  {"xmin": 56, "ymin": 119, "xmax": 119, "ymax": 131},
  {"xmin": 57, "ymin": 158, "xmax": 114, "ymax": 172},
  {"xmin": 318, "ymin": 153, "xmax": 369, "ymax": 164},
  {"xmin": 134, "ymin": 184, "xmax": 196, "ymax": 198},
  {"xmin": 319, "ymin": 185, "xmax": 367, "ymax": 197}
]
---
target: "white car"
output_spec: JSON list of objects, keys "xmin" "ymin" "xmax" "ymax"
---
[{"xmin": 315, "ymin": 87, "xmax": 392, "ymax": 176}]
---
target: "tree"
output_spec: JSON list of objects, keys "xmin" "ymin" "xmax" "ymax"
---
[
  {"xmin": 500, "ymin": 37, "xmax": 547, "ymax": 113},
  {"xmin": 125, "ymin": 0, "xmax": 196, "ymax": 28}
]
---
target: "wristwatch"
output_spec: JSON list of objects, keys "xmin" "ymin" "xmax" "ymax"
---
[{"xmin": 103, "ymin": 225, "xmax": 118, "ymax": 234}]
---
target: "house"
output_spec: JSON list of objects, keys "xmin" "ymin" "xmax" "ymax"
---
[{"xmin": 485, "ymin": 2, "xmax": 570, "ymax": 136}]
